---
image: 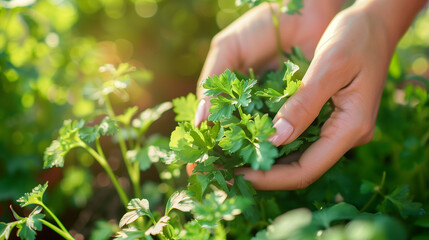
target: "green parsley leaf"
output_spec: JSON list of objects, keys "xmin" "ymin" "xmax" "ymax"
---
[
  {"xmin": 17, "ymin": 182, "xmax": 48, "ymax": 207},
  {"xmin": 192, "ymin": 190, "xmax": 250, "ymax": 228},
  {"xmin": 232, "ymin": 78, "xmax": 257, "ymax": 107},
  {"xmin": 119, "ymin": 198, "xmax": 153, "ymax": 228},
  {"xmin": 379, "ymin": 185, "xmax": 425, "ymax": 218},
  {"xmin": 79, "ymin": 126, "xmax": 100, "ymax": 144},
  {"xmin": 165, "ymin": 191, "xmax": 193, "ymax": 215},
  {"xmin": 89, "ymin": 220, "xmax": 118, "ymax": 240},
  {"xmin": 17, "ymin": 206, "xmax": 44, "ymax": 240},
  {"xmin": 247, "ymin": 114, "xmax": 275, "ymax": 141},
  {"xmin": 99, "ymin": 117, "xmax": 119, "ymax": 136},
  {"xmin": 203, "ymin": 69, "xmax": 236, "ymax": 97},
  {"xmin": 239, "ymin": 141, "xmax": 278, "ymax": 170},
  {"xmin": 256, "ymin": 88, "xmax": 287, "ymax": 103},
  {"xmin": 208, "ymin": 96, "xmax": 235, "ymax": 121},
  {"xmin": 116, "ymin": 106, "xmax": 139, "ymax": 126},
  {"xmin": 43, "ymin": 120, "xmax": 83, "ymax": 169},
  {"xmin": 219, "ymin": 125, "xmax": 247, "ymax": 154},
  {"xmin": 281, "ymin": 0, "xmax": 304, "ymax": 15},
  {"xmin": 172, "ymin": 93, "xmax": 199, "ymax": 123},
  {"xmin": 187, "ymin": 174, "xmax": 211, "ymax": 202}
]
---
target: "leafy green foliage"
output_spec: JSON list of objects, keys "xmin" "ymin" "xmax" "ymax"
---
[
  {"xmin": 17, "ymin": 183, "xmax": 48, "ymax": 207},
  {"xmin": 172, "ymin": 93, "xmax": 199, "ymax": 123},
  {"xmin": 43, "ymin": 120, "xmax": 84, "ymax": 168},
  {"xmin": 235, "ymin": 0, "xmax": 304, "ymax": 15},
  {"xmin": 379, "ymin": 185, "xmax": 425, "ymax": 218},
  {"xmin": 119, "ymin": 198, "xmax": 153, "ymax": 228},
  {"xmin": 0, "ymin": 206, "xmax": 44, "ymax": 240},
  {"xmin": 89, "ymin": 220, "xmax": 119, "ymax": 240},
  {"xmin": 192, "ymin": 190, "xmax": 250, "ymax": 228},
  {"xmin": 165, "ymin": 190, "xmax": 193, "ymax": 215}
]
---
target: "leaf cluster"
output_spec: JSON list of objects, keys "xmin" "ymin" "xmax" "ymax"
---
[{"xmin": 235, "ymin": 0, "xmax": 304, "ymax": 15}]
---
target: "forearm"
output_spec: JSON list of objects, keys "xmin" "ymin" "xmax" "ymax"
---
[{"xmin": 352, "ymin": 0, "xmax": 426, "ymax": 49}]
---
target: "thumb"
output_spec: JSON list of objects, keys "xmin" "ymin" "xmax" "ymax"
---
[
  {"xmin": 268, "ymin": 53, "xmax": 355, "ymax": 146},
  {"xmin": 194, "ymin": 98, "xmax": 212, "ymax": 127}
]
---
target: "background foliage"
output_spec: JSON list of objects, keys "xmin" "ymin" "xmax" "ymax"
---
[{"xmin": 1, "ymin": 0, "xmax": 429, "ymax": 239}]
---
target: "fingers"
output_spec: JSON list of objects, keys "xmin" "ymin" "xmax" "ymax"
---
[
  {"xmin": 194, "ymin": 98, "xmax": 211, "ymax": 127},
  {"xmin": 236, "ymin": 117, "xmax": 355, "ymax": 190},
  {"xmin": 269, "ymin": 44, "xmax": 360, "ymax": 147}
]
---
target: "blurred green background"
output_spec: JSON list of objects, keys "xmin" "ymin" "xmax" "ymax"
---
[{"xmin": 1, "ymin": 0, "xmax": 429, "ymax": 238}]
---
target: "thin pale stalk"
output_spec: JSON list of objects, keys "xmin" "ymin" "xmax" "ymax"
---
[
  {"xmin": 360, "ymin": 172, "xmax": 386, "ymax": 213},
  {"xmin": 40, "ymin": 219, "xmax": 75, "ymax": 240},
  {"xmin": 104, "ymin": 95, "xmax": 141, "ymax": 198},
  {"xmin": 80, "ymin": 142, "xmax": 129, "ymax": 208},
  {"xmin": 269, "ymin": 3, "xmax": 284, "ymax": 67},
  {"xmin": 40, "ymin": 203, "xmax": 72, "ymax": 237}
]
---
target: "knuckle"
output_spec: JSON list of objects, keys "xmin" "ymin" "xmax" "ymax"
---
[
  {"xmin": 358, "ymin": 122, "xmax": 375, "ymax": 145},
  {"xmin": 287, "ymin": 95, "xmax": 315, "ymax": 119},
  {"xmin": 348, "ymin": 117, "xmax": 375, "ymax": 145}
]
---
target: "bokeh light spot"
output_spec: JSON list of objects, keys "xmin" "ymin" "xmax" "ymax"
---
[
  {"xmin": 135, "ymin": 0, "xmax": 158, "ymax": 18},
  {"xmin": 72, "ymin": 98, "xmax": 95, "ymax": 117},
  {"xmin": 45, "ymin": 32, "xmax": 60, "ymax": 48},
  {"xmin": 22, "ymin": 93, "xmax": 35, "ymax": 108},
  {"xmin": 411, "ymin": 57, "xmax": 428, "ymax": 75}
]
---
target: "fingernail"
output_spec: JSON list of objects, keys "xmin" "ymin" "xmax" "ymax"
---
[
  {"xmin": 268, "ymin": 118, "xmax": 294, "ymax": 146},
  {"xmin": 194, "ymin": 99, "xmax": 206, "ymax": 127}
]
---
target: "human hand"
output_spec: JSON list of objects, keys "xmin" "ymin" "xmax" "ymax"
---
[
  {"xmin": 235, "ymin": 0, "xmax": 426, "ymax": 190},
  {"xmin": 194, "ymin": 0, "xmax": 344, "ymax": 126}
]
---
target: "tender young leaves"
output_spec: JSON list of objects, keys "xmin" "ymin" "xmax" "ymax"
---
[
  {"xmin": 145, "ymin": 216, "xmax": 170, "ymax": 236},
  {"xmin": 16, "ymin": 206, "xmax": 44, "ymax": 240},
  {"xmin": 165, "ymin": 191, "xmax": 193, "ymax": 215},
  {"xmin": 192, "ymin": 190, "xmax": 250, "ymax": 228},
  {"xmin": 116, "ymin": 106, "xmax": 139, "ymax": 126},
  {"xmin": 43, "ymin": 120, "xmax": 84, "ymax": 168},
  {"xmin": 44, "ymin": 117, "xmax": 119, "ymax": 168},
  {"xmin": 79, "ymin": 117, "xmax": 119, "ymax": 144},
  {"xmin": 17, "ymin": 182, "xmax": 48, "ymax": 207},
  {"xmin": 169, "ymin": 121, "xmax": 220, "ymax": 164},
  {"xmin": 172, "ymin": 93, "xmax": 199, "ymax": 123},
  {"xmin": 256, "ymin": 61, "xmax": 301, "ymax": 103},
  {"xmin": 119, "ymin": 198, "xmax": 153, "ymax": 228},
  {"xmin": 1, "ymin": 206, "xmax": 44, "ymax": 240},
  {"xmin": 203, "ymin": 70, "xmax": 256, "ymax": 121},
  {"xmin": 239, "ymin": 141, "xmax": 277, "ymax": 170}
]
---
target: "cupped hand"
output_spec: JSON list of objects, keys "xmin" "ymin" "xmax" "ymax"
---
[
  {"xmin": 194, "ymin": 0, "xmax": 343, "ymax": 126},
  {"xmin": 236, "ymin": 0, "xmax": 425, "ymax": 190}
]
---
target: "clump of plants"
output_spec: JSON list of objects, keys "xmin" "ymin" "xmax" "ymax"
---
[{"xmin": 2, "ymin": 0, "xmax": 429, "ymax": 239}]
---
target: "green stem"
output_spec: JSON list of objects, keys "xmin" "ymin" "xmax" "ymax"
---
[
  {"xmin": 269, "ymin": 3, "xmax": 284, "ymax": 67},
  {"xmin": 249, "ymin": 68, "xmax": 255, "ymax": 79},
  {"xmin": 360, "ymin": 171, "xmax": 386, "ymax": 213},
  {"xmin": 80, "ymin": 142, "xmax": 129, "ymax": 208},
  {"xmin": 40, "ymin": 219, "xmax": 75, "ymax": 240},
  {"xmin": 104, "ymin": 95, "xmax": 141, "ymax": 198},
  {"xmin": 40, "ymin": 203, "xmax": 72, "ymax": 238}
]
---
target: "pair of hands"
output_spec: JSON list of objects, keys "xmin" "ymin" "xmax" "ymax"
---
[{"xmin": 192, "ymin": 0, "xmax": 425, "ymax": 190}]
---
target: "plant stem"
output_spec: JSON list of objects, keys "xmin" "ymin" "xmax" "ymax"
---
[
  {"xmin": 40, "ymin": 219, "xmax": 75, "ymax": 240},
  {"xmin": 80, "ymin": 142, "xmax": 130, "ymax": 208},
  {"xmin": 360, "ymin": 171, "xmax": 386, "ymax": 212},
  {"xmin": 104, "ymin": 95, "xmax": 142, "ymax": 198},
  {"xmin": 269, "ymin": 3, "xmax": 284, "ymax": 67},
  {"xmin": 40, "ymin": 203, "xmax": 73, "ymax": 238}
]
